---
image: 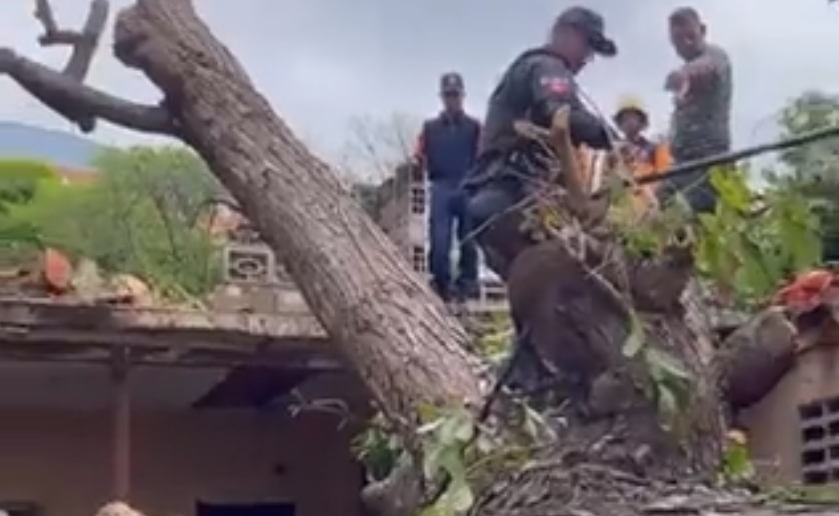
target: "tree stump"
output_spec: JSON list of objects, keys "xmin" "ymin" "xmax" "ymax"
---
[{"xmin": 1, "ymin": 2, "xmax": 834, "ymax": 516}]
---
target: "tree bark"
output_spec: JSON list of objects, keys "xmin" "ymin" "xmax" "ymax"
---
[
  {"xmin": 499, "ymin": 236, "xmax": 723, "ymax": 478},
  {"xmin": 110, "ymin": 0, "xmax": 484, "ymax": 440},
  {"xmin": 478, "ymin": 236, "xmax": 826, "ymax": 516},
  {"xmin": 4, "ymin": 1, "xmax": 837, "ymax": 516}
]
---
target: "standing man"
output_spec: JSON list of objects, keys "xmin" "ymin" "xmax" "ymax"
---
[
  {"xmin": 414, "ymin": 73, "xmax": 481, "ymax": 303},
  {"xmin": 611, "ymin": 96, "xmax": 673, "ymax": 211},
  {"xmin": 462, "ymin": 6, "xmax": 616, "ymax": 389},
  {"xmin": 660, "ymin": 7, "xmax": 732, "ymax": 214}
]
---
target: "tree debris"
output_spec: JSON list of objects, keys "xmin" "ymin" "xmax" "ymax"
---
[{"xmin": 0, "ymin": 2, "xmax": 835, "ymax": 516}]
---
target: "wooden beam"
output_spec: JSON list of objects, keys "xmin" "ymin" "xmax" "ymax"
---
[
  {"xmin": 0, "ymin": 297, "xmax": 324, "ymax": 339},
  {"xmin": 0, "ymin": 297, "xmax": 337, "ymax": 365},
  {"xmin": 111, "ymin": 346, "xmax": 131, "ymax": 501},
  {"xmin": 0, "ymin": 341, "xmax": 344, "ymax": 372},
  {"xmin": 0, "ymin": 349, "xmax": 344, "ymax": 369}
]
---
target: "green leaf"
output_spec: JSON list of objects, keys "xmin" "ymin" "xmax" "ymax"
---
[
  {"xmin": 417, "ymin": 418, "xmax": 445, "ymax": 436},
  {"xmin": 440, "ymin": 479, "xmax": 475, "ymax": 513},
  {"xmin": 723, "ymin": 444, "xmax": 753, "ymax": 480},
  {"xmin": 710, "ymin": 167, "xmax": 752, "ymax": 213},
  {"xmin": 451, "ymin": 414, "xmax": 475, "ymax": 443},
  {"xmin": 421, "ymin": 441, "xmax": 446, "ymax": 479},
  {"xmin": 417, "ymin": 403, "xmax": 441, "ymax": 424},
  {"xmin": 432, "ymin": 408, "xmax": 475, "ymax": 445},
  {"xmin": 656, "ymin": 383, "xmax": 679, "ymax": 422},
  {"xmin": 622, "ymin": 315, "xmax": 645, "ymax": 358},
  {"xmin": 645, "ymin": 348, "xmax": 690, "ymax": 382}
]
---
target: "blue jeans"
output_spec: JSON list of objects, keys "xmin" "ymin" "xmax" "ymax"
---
[{"xmin": 428, "ymin": 181, "xmax": 479, "ymax": 301}]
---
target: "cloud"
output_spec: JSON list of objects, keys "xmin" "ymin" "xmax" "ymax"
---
[{"xmin": 1, "ymin": 0, "xmax": 838, "ymax": 163}]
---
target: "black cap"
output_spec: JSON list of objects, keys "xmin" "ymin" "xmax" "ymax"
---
[
  {"xmin": 670, "ymin": 7, "xmax": 702, "ymax": 24},
  {"xmin": 440, "ymin": 72, "xmax": 465, "ymax": 94},
  {"xmin": 556, "ymin": 6, "xmax": 617, "ymax": 57}
]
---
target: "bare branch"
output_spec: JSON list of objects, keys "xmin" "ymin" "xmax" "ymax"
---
[
  {"xmin": 513, "ymin": 109, "xmax": 591, "ymax": 221},
  {"xmin": 0, "ymin": 0, "xmax": 176, "ymax": 136},
  {"xmin": 34, "ymin": 0, "xmax": 109, "ymax": 80},
  {"xmin": 0, "ymin": 49, "xmax": 176, "ymax": 135},
  {"xmin": 33, "ymin": 0, "xmax": 60, "ymax": 37},
  {"xmin": 343, "ymin": 113, "xmax": 422, "ymax": 180}
]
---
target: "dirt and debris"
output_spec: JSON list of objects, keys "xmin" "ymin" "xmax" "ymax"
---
[{"xmin": 0, "ymin": 247, "xmax": 154, "ymax": 307}]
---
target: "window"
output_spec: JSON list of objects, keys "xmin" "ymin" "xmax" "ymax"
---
[
  {"xmin": 799, "ymin": 396, "xmax": 839, "ymax": 484},
  {"xmin": 410, "ymin": 186, "xmax": 426, "ymax": 215},
  {"xmin": 410, "ymin": 164, "xmax": 426, "ymax": 183},
  {"xmin": 411, "ymin": 245, "xmax": 427, "ymax": 273},
  {"xmin": 225, "ymin": 243, "xmax": 276, "ymax": 283}
]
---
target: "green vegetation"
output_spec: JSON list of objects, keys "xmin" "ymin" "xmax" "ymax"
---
[
  {"xmin": 0, "ymin": 158, "xmax": 58, "ymax": 249},
  {"xmin": 352, "ymin": 91, "xmax": 838, "ymax": 516},
  {"xmin": 772, "ymin": 90, "xmax": 839, "ymax": 262},
  {"xmin": 0, "ymin": 146, "xmax": 224, "ymax": 300}
]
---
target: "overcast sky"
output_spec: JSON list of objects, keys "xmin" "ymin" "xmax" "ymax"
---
[{"xmin": 2, "ymin": 0, "xmax": 839, "ymax": 167}]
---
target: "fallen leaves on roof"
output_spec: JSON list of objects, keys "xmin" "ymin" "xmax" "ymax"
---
[{"xmin": 0, "ymin": 247, "xmax": 154, "ymax": 307}]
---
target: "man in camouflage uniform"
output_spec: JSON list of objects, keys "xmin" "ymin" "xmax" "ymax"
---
[{"xmin": 659, "ymin": 7, "xmax": 732, "ymax": 214}]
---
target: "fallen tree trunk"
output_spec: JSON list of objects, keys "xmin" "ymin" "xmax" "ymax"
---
[
  {"xmin": 3, "ymin": 2, "xmax": 836, "ymax": 516},
  {"xmin": 111, "ymin": 0, "xmax": 486, "ymax": 439}
]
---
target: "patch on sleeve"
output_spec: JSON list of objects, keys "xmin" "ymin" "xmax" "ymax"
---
[{"xmin": 539, "ymin": 76, "xmax": 570, "ymax": 94}]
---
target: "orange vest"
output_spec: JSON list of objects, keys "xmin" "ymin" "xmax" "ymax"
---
[{"xmin": 631, "ymin": 139, "xmax": 672, "ymax": 204}]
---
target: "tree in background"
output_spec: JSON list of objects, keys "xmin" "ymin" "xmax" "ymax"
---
[
  {"xmin": 339, "ymin": 112, "xmax": 422, "ymax": 218},
  {"xmin": 0, "ymin": 146, "xmax": 223, "ymax": 300},
  {"xmin": 0, "ymin": 159, "xmax": 63, "ymax": 263},
  {"xmin": 774, "ymin": 90, "xmax": 839, "ymax": 261},
  {"xmin": 341, "ymin": 112, "xmax": 422, "ymax": 179},
  {"xmin": 0, "ymin": 158, "xmax": 57, "ymax": 209},
  {"xmin": 3, "ymin": 2, "xmax": 830, "ymax": 516}
]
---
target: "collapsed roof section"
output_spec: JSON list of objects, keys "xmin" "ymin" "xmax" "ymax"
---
[{"xmin": 0, "ymin": 245, "xmax": 336, "ymax": 370}]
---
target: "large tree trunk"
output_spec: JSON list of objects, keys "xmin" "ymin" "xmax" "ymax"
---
[
  {"xmin": 111, "ymin": 0, "xmax": 484, "ymax": 439},
  {"xmin": 472, "ymin": 238, "xmax": 813, "ymax": 516},
  {"xmin": 505, "ymin": 239, "xmax": 724, "ymax": 474},
  {"xmin": 8, "ymin": 1, "xmax": 835, "ymax": 515}
]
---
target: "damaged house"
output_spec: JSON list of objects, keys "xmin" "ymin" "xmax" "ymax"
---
[{"xmin": 0, "ymin": 213, "xmax": 368, "ymax": 516}]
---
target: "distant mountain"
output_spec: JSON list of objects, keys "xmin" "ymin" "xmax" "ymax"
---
[{"xmin": 0, "ymin": 121, "xmax": 101, "ymax": 170}]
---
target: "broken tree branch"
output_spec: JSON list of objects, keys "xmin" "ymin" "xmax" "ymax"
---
[
  {"xmin": 30, "ymin": 0, "xmax": 110, "ymax": 130},
  {"xmin": 714, "ymin": 307, "xmax": 799, "ymax": 412},
  {"xmin": 546, "ymin": 108, "xmax": 588, "ymax": 207},
  {"xmin": 0, "ymin": 0, "xmax": 176, "ymax": 135},
  {"xmin": 0, "ymin": 49, "xmax": 177, "ymax": 135},
  {"xmin": 34, "ymin": 0, "xmax": 109, "ymax": 79}
]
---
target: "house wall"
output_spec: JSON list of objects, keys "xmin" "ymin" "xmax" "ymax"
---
[
  {"xmin": 738, "ymin": 342, "xmax": 839, "ymax": 485},
  {"xmin": 0, "ymin": 408, "xmax": 361, "ymax": 516}
]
